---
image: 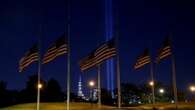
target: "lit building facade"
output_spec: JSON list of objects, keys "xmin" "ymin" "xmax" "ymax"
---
[{"xmin": 77, "ymin": 76, "xmax": 85, "ymax": 99}]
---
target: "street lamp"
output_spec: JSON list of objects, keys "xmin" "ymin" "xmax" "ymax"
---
[
  {"xmin": 149, "ymin": 81, "xmax": 154, "ymax": 86},
  {"xmin": 88, "ymin": 80, "xmax": 95, "ymax": 105},
  {"xmin": 89, "ymin": 80, "xmax": 95, "ymax": 87},
  {"xmin": 159, "ymin": 88, "xmax": 165, "ymax": 94},
  {"xmin": 189, "ymin": 85, "xmax": 195, "ymax": 92},
  {"xmin": 189, "ymin": 85, "xmax": 195, "ymax": 102},
  {"xmin": 37, "ymin": 83, "xmax": 43, "ymax": 89},
  {"xmin": 149, "ymin": 80, "xmax": 155, "ymax": 108}
]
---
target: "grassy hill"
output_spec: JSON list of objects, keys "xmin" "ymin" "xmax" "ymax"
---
[
  {"xmin": 1, "ymin": 102, "xmax": 195, "ymax": 110},
  {"xmin": 0, "ymin": 102, "xmax": 114, "ymax": 110},
  {"xmin": 138, "ymin": 102, "xmax": 195, "ymax": 110}
]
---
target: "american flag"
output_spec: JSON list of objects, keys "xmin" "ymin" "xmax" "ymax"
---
[
  {"xmin": 79, "ymin": 51, "xmax": 96, "ymax": 71},
  {"xmin": 43, "ymin": 36, "xmax": 68, "ymax": 64},
  {"xmin": 156, "ymin": 38, "xmax": 172, "ymax": 63},
  {"xmin": 79, "ymin": 38, "xmax": 117, "ymax": 71},
  {"xmin": 19, "ymin": 44, "xmax": 39, "ymax": 72},
  {"xmin": 134, "ymin": 49, "xmax": 151, "ymax": 69}
]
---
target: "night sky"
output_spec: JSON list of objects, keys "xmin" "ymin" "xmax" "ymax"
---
[{"xmin": 0, "ymin": 0, "xmax": 195, "ymax": 96}]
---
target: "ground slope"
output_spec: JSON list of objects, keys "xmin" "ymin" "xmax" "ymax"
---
[
  {"xmin": 1, "ymin": 102, "xmax": 195, "ymax": 110},
  {"xmin": 0, "ymin": 102, "xmax": 114, "ymax": 110}
]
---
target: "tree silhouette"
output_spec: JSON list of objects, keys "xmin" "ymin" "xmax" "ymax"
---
[
  {"xmin": 121, "ymin": 83, "xmax": 142, "ymax": 105},
  {"xmin": 21, "ymin": 75, "xmax": 46, "ymax": 102},
  {"xmin": 101, "ymin": 88, "xmax": 113, "ymax": 105},
  {"xmin": 44, "ymin": 78, "xmax": 64, "ymax": 102},
  {"xmin": 0, "ymin": 81, "xmax": 13, "ymax": 107}
]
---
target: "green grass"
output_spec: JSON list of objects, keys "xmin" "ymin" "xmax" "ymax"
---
[
  {"xmin": 138, "ymin": 102, "xmax": 195, "ymax": 110},
  {"xmin": 1, "ymin": 102, "xmax": 195, "ymax": 110},
  {"xmin": 0, "ymin": 102, "xmax": 114, "ymax": 110}
]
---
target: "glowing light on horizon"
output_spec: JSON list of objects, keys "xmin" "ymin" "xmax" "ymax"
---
[
  {"xmin": 89, "ymin": 80, "xmax": 95, "ymax": 87},
  {"xmin": 189, "ymin": 85, "xmax": 195, "ymax": 92},
  {"xmin": 37, "ymin": 83, "xmax": 43, "ymax": 89},
  {"xmin": 149, "ymin": 81, "xmax": 154, "ymax": 86},
  {"xmin": 159, "ymin": 88, "xmax": 165, "ymax": 94}
]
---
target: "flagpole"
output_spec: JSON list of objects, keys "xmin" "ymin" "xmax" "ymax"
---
[
  {"xmin": 67, "ymin": 34, "xmax": 70, "ymax": 110},
  {"xmin": 37, "ymin": 54, "xmax": 41, "ymax": 110},
  {"xmin": 171, "ymin": 54, "xmax": 178, "ymax": 109},
  {"xmin": 114, "ymin": 3, "xmax": 121, "ymax": 108},
  {"xmin": 150, "ymin": 62, "xmax": 155, "ymax": 109},
  {"xmin": 97, "ymin": 64, "xmax": 101, "ymax": 108},
  {"xmin": 115, "ymin": 35, "xmax": 121, "ymax": 108},
  {"xmin": 116, "ymin": 48, "xmax": 121, "ymax": 108},
  {"xmin": 66, "ymin": 18, "xmax": 70, "ymax": 110},
  {"xmin": 66, "ymin": 0, "xmax": 71, "ymax": 109},
  {"xmin": 37, "ymin": 25, "xmax": 42, "ymax": 110}
]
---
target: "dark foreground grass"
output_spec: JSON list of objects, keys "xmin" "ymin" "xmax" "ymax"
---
[
  {"xmin": 0, "ymin": 102, "xmax": 195, "ymax": 110},
  {"xmin": 0, "ymin": 102, "xmax": 114, "ymax": 110}
]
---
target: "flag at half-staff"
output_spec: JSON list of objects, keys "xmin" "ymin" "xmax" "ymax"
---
[
  {"xmin": 19, "ymin": 44, "xmax": 39, "ymax": 72},
  {"xmin": 94, "ymin": 38, "xmax": 117, "ymax": 64},
  {"xmin": 79, "ymin": 38, "xmax": 119, "ymax": 108},
  {"xmin": 43, "ymin": 36, "xmax": 68, "ymax": 64},
  {"xmin": 156, "ymin": 38, "xmax": 172, "ymax": 63},
  {"xmin": 79, "ymin": 51, "xmax": 96, "ymax": 71},
  {"xmin": 156, "ymin": 37, "xmax": 178, "ymax": 109},
  {"xmin": 79, "ymin": 38, "xmax": 117, "ymax": 71},
  {"xmin": 134, "ymin": 49, "xmax": 151, "ymax": 69}
]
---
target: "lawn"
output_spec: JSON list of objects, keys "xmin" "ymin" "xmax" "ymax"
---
[
  {"xmin": 138, "ymin": 102, "xmax": 195, "ymax": 110},
  {"xmin": 1, "ymin": 102, "xmax": 195, "ymax": 110},
  {"xmin": 0, "ymin": 102, "xmax": 114, "ymax": 110}
]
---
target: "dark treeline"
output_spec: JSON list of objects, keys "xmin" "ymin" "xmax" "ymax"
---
[
  {"xmin": 116, "ymin": 83, "xmax": 186, "ymax": 106},
  {"xmin": 0, "ymin": 75, "xmax": 66, "ymax": 108},
  {"xmin": 0, "ymin": 75, "xmax": 187, "ymax": 108},
  {"xmin": 102, "ymin": 83, "xmax": 187, "ymax": 106}
]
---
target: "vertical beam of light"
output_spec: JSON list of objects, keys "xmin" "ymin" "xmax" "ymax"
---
[{"xmin": 105, "ymin": 0, "xmax": 114, "ymax": 98}]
